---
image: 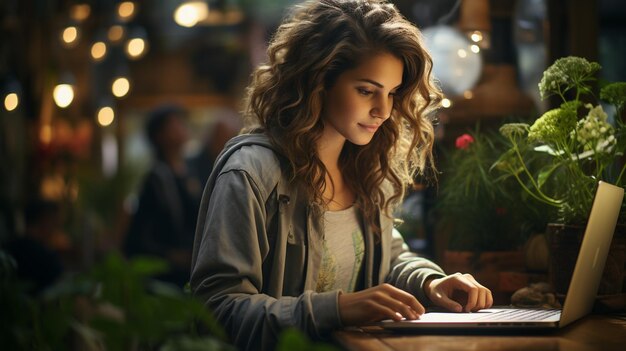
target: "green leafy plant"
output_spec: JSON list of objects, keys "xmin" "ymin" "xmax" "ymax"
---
[
  {"xmin": 494, "ymin": 56, "xmax": 626, "ymax": 224},
  {"xmin": 0, "ymin": 251, "xmax": 233, "ymax": 351},
  {"xmin": 1, "ymin": 250, "xmax": 345, "ymax": 350},
  {"xmin": 276, "ymin": 328, "xmax": 341, "ymax": 351},
  {"xmin": 437, "ymin": 129, "xmax": 550, "ymax": 252}
]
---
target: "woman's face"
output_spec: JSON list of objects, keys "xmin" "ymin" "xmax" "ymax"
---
[{"xmin": 322, "ymin": 51, "xmax": 403, "ymax": 146}]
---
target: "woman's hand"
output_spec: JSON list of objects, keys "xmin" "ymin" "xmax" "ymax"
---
[
  {"xmin": 338, "ymin": 283, "xmax": 425, "ymax": 325},
  {"xmin": 424, "ymin": 273, "xmax": 493, "ymax": 312}
]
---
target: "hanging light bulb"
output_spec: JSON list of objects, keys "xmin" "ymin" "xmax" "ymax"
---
[
  {"xmin": 53, "ymin": 72, "xmax": 75, "ymax": 108},
  {"xmin": 53, "ymin": 84, "xmax": 74, "ymax": 108},
  {"xmin": 70, "ymin": 3, "xmax": 91, "ymax": 22},
  {"xmin": 441, "ymin": 98, "xmax": 452, "ymax": 108},
  {"xmin": 112, "ymin": 77, "xmax": 130, "ymax": 98},
  {"xmin": 61, "ymin": 25, "xmax": 80, "ymax": 47},
  {"xmin": 117, "ymin": 1, "xmax": 137, "ymax": 22},
  {"xmin": 126, "ymin": 38, "xmax": 146, "ymax": 59},
  {"xmin": 91, "ymin": 41, "xmax": 107, "ymax": 61},
  {"xmin": 108, "ymin": 24, "xmax": 125, "ymax": 44},
  {"xmin": 174, "ymin": 1, "xmax": 209, "ymax": 27},
  {"xmin": 97, "ymin": 106, "xmax": 115, "ymax": 126},
  {"xmin": 470, "ymin": 30, "xmax": 483, "ymax": 43},
  {"xmin": 3, "ymin": 78, "xmax": 22, "ymax": 112},
  {"xmin": 459, "ymin": 0, "xmax": 491, "ymax": 49},
  {"xmin": 4, "ymin": 93, "xmax": 18, "ymax": 111},
  {"xmin": 125, "ymin": 27, "xmax": 148, "ymax": 60}
]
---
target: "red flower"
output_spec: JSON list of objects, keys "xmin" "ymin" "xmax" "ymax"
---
[{"xmin": 455, "ymin": 134, "xmax": 475, "ymax": 149}]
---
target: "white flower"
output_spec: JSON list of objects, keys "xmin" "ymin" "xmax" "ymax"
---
[{"xmin": 572, "ymin": 104, "xmax": 615, "ymax": 154}]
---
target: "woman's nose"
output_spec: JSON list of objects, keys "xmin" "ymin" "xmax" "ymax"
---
[{"xmin": 371, "ymin": 95, "xmax": 392, "ymax": 119}]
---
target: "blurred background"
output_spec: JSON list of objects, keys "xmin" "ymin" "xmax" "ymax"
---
[{"xmin": 1, "ymin": 0, "xmax": 625, "ymax": 300}]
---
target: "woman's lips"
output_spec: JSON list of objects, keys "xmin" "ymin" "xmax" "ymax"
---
[{"xmin": 358, "ymin": 123, "xmax": 379, "ymax": 133}]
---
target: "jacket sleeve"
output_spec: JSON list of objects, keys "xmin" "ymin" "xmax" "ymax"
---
[
  {"xmin": 190, "ymin": 170, "xmax": 342, "ymax": 351},
  {"xmin": 384, "ymin": 228, "xmax": 447, "ymax": 305}
]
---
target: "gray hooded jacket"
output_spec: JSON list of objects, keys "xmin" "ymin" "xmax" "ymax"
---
[{"xmin": 190, "ymin": 132, "xmax": 445, "ymax": 351}]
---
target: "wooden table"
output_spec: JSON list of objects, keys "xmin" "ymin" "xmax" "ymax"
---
[{"xmin": 333, "ymin": 314, "xmax": 626, "ymax": 351}]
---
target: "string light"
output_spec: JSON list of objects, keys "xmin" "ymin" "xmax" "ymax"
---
[
  {"xmin": 126, "ymin": 38, "xmax": 146, "ymax": 59},
  {"xmin": 108, "ymin": 25, "xmax": 125, "ymax": 43},
  {"xmin": 3, "ymin": 78, "xmax": 22, "ymax": 112},
  {"xmin": 441, "ymin": 98, "xmax": 452, "ymax": 108},
  {"xmin": 4, "ymin": 93, "xmax": 19, "ymax": 111},
  {"xmin": 61, "ymin": 26, "xmax": 79, "ymax": 47},
  {"xmin": 470, "ymin": 30, "xmax": 483, "ymax": 43},
  {"xmin": 70, "ymin": 4, "xmax": 91, "ymax": 22},
  {"xmin": 112, "ymin": 77, "xmax": 130, "ymax": 98},
  {"xmin": 117, "ymin": 2, "xmax": 137, "ymax": 22},
  {"xmin": 97, "ymin": 106, "xmax": 115, "ymax": 126},
  {"xmin": 470, "ymin": 45, "xmax": 480, "ymax": 54},
  {"xmin": 53, "ymin": 84, "xmax": 75, "ymax": 108},
  {"xmin": 91, "ymin": 41, "xmax": 107, "ymax": 61},
  {"xmin": 174, "ymin": 1, "xmax": 209, "ymax": 27},
  {"xmin": 125, "ymin": 27, "xmax": 148, "ymax": 59}
]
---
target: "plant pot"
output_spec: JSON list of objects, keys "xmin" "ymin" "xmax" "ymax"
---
[
  {"xmin": 546, "ymin": 223, "xmax": 626, "ymax": 297},
  {"xmin": 524, "ymin": 233, "xmax": 549, "ymax": 272}
]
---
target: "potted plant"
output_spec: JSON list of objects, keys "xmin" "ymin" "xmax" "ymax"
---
[
  {"xmin": 436, "ymin": 129, "xmax": 552, "ymax": 302},
  {"xmin": 494, "ymin": 56, "xmax": 626, "ymax": 296}
]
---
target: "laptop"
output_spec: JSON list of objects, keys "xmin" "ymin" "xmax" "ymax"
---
[{"xmin": 380, "ymin": 181, "xmax": 624, "ymax": 331}]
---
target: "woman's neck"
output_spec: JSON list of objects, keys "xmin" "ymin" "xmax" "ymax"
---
[
  {"xmin": 317, "ymin": 125, "xmax": 345, "ymax": 171},
  {"xmin": 317, "ymin": 128, "xmax": 355, "ymax": 210}
]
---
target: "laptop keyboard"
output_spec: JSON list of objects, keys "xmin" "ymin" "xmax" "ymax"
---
[{"xmin": 472, "ymin": 309, "xmax": 561, "ymax": 321}]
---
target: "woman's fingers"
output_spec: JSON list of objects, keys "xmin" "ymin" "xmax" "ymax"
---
[
  {"xmin": 381, "ymin": 283, "xmax": 426, "ymax": 315},
  {"xmin": 456, "ymin": 274, "xmax": 492, "ymax": 312},
  {"xmin": 426, "ymin": 273, "xmax": 493, "ymax": 312},
  {"xmin": 372, "ymin": 285, "xmax": 421, "ymax": 320},
  {"xmin": 368, "ymin": 299, "xmax": 404, "ymax": 321},
  {"xmin": 338, "ymin": 284, "xmax": 425, "ymax": 325},
  {"xmin": 431, "ymin": 291, "xmax": 463, "ymax": 312},
  {"xmin": 464, "ymin": 274, "xmax": 493, "ymax": 310}
]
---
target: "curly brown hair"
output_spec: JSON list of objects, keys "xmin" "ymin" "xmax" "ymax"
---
[{"xmin": 243, "ymin": 0, "xmax": 441, "ymax": 235}]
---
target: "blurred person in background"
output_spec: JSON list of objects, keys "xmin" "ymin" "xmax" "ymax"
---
[
  {"xmin": 124, "ymin": 104, "xmax": 200, "ymax": 288},
  {"xmin": 187, "ymin": 111, "xmax": 243, "ymax": 189}
]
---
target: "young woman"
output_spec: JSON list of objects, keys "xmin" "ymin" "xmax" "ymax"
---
[{"xmin": 190, "ymin": 1, "xmax": 493, "ymax": 349}]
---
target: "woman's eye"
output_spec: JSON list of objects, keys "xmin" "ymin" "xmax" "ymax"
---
[{"xmin": 357, "ymin": 88, "xmax": 373, "ymax": 96}]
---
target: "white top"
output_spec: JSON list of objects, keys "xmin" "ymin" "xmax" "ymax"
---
[{"xmin": 315, "ymin": 205, "xmax": 365, "ymax": 293}]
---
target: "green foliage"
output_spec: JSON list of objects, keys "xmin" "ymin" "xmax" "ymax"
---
[
  {"xmin": 527, "ymin": 106, "xmax": 577, "ymax": 143},
  {"xmin": 495, "ymin": 56, "xmax": 626, "ymax": 225},
  {"xmin": 276, "ymin": 328, "xmax": 341, "ymax": 351},
  {"xmin": 601, "ymin": 82, "xmax": 626, "ymax": 112},
  {"xmin": 437, "ymin": 129, "xmax": 551, "ymax": 252},
  {"xmin": 74, "ymin": 164, "xmax": 143, "ymax": 236},
  {"xmin": 0, "ymin": 251, "xmax": 233, "ymax": 351},
  {"xmin": 538, "ymin": 56, "xmax": 601, "ymax": 100},
  {"xmin": 1, "ymin": 251, "xmax": 344, "ymax": 350}
]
